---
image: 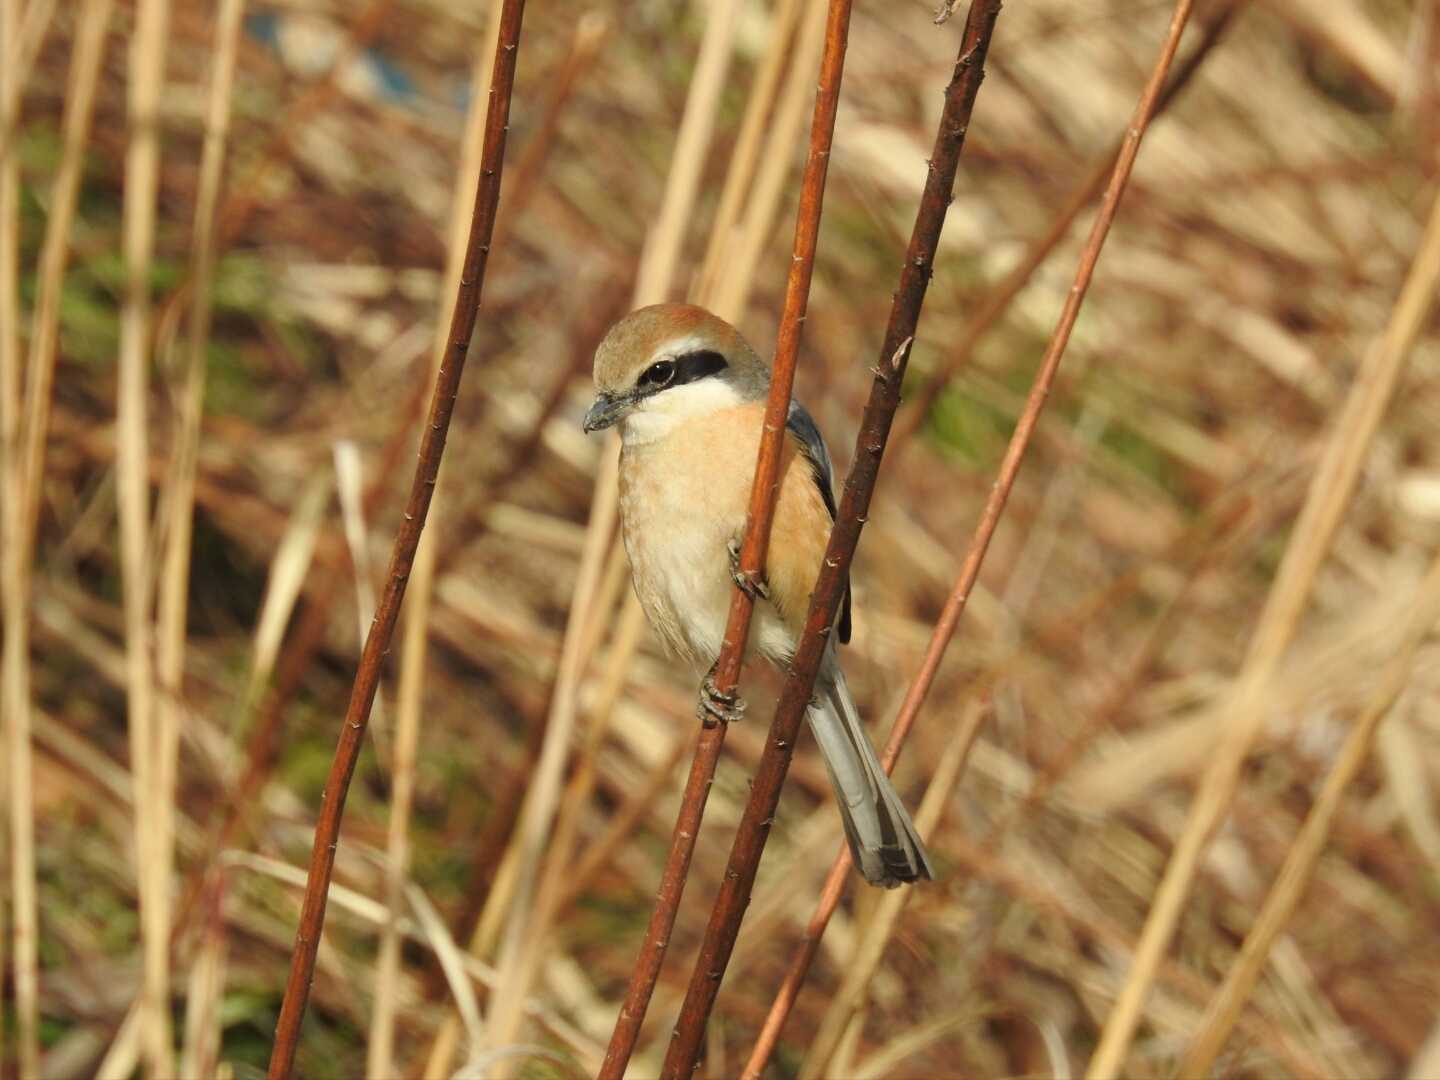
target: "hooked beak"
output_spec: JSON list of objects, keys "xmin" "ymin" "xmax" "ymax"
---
[{"xmin": 583, "ymin": 391, "xmax": 633, "ymax": 433}]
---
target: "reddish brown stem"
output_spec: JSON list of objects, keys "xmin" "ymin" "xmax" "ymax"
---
[
  {"xmin": 596, "ymin": 3, "xmax": 855, "ymax": 1076},
  {"xmin": 875, "ymin": 0, "xmax": 1197, "ymax": 854},
  {"xmin": 660, "ymin": 3, "xmax": 1005, "ymax": 1076},
  {"xmin": 889, "ymin": 0, "xmax": 1244, "ymax": 457},
  {"xmin": 743, "ymin": 0, "xmax": 1213, "ymax": 1072},
  {"xmin": 264, "ymin": 3, "xmax": 528, "ymax": 1076}
]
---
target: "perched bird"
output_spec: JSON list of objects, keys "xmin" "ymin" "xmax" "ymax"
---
[{"xmin": 583, "ymin": 303, "xmax": 933, "ymax": 888}]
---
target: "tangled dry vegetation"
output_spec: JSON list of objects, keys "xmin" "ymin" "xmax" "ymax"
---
[{"xmin": 4, "ymin": 0, "xmax": 1440, "ymax": 1077}]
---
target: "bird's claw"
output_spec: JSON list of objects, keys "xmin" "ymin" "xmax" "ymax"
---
[
  {"xmin": 698, "ymin": 668, "xmax": 745, "ymax": 728},
  {"xmin": 727, "ymin": 538, "xmax": 771, "ymax": 602}
]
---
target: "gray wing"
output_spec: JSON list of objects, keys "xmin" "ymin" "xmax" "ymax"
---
[{"xmin": 786, "ymin": 400, "xmax": 852, "ymax": 645}]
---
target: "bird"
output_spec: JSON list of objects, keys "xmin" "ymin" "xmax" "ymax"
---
[{"xmin": 582, "ymin": 303, "xmax": 933, "ymax": 888}]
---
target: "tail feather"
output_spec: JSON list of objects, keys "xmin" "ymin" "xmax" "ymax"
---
[{"xmin": 807, "ymin": 650, "xmax": 933, "ymax": 888}]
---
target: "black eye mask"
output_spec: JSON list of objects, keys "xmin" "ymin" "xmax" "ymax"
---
[
  {"xmin": 583, "ymin": 350, "xmax": 731, "ymax": 433},
  {"xmin": 638, "ymin": 349, "xmax": 728, "ymax": 394}
]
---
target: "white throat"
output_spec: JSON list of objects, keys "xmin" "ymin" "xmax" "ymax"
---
[{"xmin": 620, "ymin": 378, "xmax": 747, "ymax": 447}]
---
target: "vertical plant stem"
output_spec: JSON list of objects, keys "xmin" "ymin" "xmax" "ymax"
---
[
  {"xmin": 266, "ymin": 1, "xmax": 529, "ymax": 1074},
  {"xmin": 630, "ymin": 0, "xmax": 742, "ymax": 305},
  {"xmin": 117, "ymin": 0, "xmax": 174, "ymax": 1070},
  {"xmin": 707, "ymin": 0, "xmax": 829, "ymax": 325},
  {"xmin": 0, "ymin": 0, "xmax": 25, "ymax": 1071},
  {"xmin": 154, "ymin": 0, "xmax": 243, "ymax": 1031},
  {"xmin": 888, "ymin": 0, "xmax": 1244, "ymax": 457},
  {"xmin": 460, "ymin": 442, "xmax": 622, "ymax": 1067},
  {"xmin": 4, "ymin": 3, "xmax": 113, "ymax": 1074},
  {"xmin": 17, "ymin": 0, "xmax": 113, "ymax": 555},
  {"xmin": 659, "ymin": 6, "xmax": 1002, "ymax": 1073},
  {"xmin": 1086, "ymin": 180, "xmax": 1440, "ymax": 1080},
  {"xmin": 598, "ymin": 4, "xmax": 855, "ymax": 1076},
  {"xmin": 178, "ymin": 875, "xmax": 227, "ymax": 1080},
  {"xmin": 427, "ymin": 0, "xmax": 729, "ymax": 1067},
  {"xmin": 0, "ymin": 0, "xmax": 56, "ymax": 162},
  {"xmin": 693, "ymin": 0, "xmax": 804, "ymax": 301}
]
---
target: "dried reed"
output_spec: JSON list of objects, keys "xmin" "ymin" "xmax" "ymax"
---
[
  {"xmin": 12, "ymin": 3, "xmax": 1439, "ymax": 1077},
  {"xmin": 117, "ymin": 0, "xmax": 176, "ymax": 1070},
  {"xmin": 1, "ymin": 6, "xmax": 113, "ymax": 1075},
  {"xmin": 0, "ymin": 0, "xmax": 26, "ymax": 1069}
]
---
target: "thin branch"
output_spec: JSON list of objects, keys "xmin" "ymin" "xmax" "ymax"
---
[
  {"xmin": 879, "ymin": 0, "xmax": 1197, "ymax": 821},
  {"xmin": 888, "ymin": 0, "xmax": 1245, "ymax": 459},
  {"xmin": 661, "ymin": 3, "xmax": 1004, "ymax": 1075},
  {"xmin": 265, "ymin": 2, "xmax": 528, "ymax": 1074},
  {"xmin": 597, "ymin": 2, "xmax": 855, "ymax": 1075}
]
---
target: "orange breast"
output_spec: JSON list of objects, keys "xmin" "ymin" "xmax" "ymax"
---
[{"xmin": 618, "ymin": 403, "xmax": 834, "ymax": 664}]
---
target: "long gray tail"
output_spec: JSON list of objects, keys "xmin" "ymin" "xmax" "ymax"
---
[{"xmin": 807, "ymin": 648, "xmax": 934, "ymax": 888}]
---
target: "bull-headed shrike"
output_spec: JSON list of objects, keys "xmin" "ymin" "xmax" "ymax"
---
[{"xmin": 583, "ymin": 303, "xmax": 932, "ymax": 888}]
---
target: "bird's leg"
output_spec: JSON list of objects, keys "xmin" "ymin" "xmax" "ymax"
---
[
  {"xmin": 727, "ymin": 537, "xmax": 771, "ymax": 602},
  {"xmin": 697, "ymin": 661, "xmax": 745, "ymax": 727}
]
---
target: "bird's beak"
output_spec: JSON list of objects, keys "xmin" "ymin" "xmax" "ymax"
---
[{"xmin": 583, "ymin": 391, "xmax": 631, "ymax": 433}]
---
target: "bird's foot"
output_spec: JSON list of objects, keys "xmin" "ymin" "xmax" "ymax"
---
[
  {"xmin": 727, "ymin": 538, "xmax": 771, "ymax": 602},
  {"xmin": 697, "ymin": 666, "xmax": 745, "ymax": 728}
]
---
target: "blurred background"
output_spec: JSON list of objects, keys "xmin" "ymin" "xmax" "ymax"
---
[{"xmin": 4, "ymin": 0, "xmax": 1440, "ymax": 1076}]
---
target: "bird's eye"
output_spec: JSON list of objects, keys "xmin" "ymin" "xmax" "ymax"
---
[{"xmin": 641, "ymin": 360, "xmax": 676, "ymax": 387}]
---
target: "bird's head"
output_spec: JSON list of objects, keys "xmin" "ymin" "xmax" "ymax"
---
[{"xmin": 584, "ymin": 304, "xmax": 768, "ymax": 444}]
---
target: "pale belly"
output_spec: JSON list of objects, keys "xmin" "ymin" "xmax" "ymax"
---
[{"xmin": 618, "ymin": 443, "xmax": 797, "ymax": 668}]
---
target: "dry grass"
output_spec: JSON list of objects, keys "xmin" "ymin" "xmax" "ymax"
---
[{"xmin": 4, "ymin": 0, "xmax": 1440, "ymax": 1077}]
